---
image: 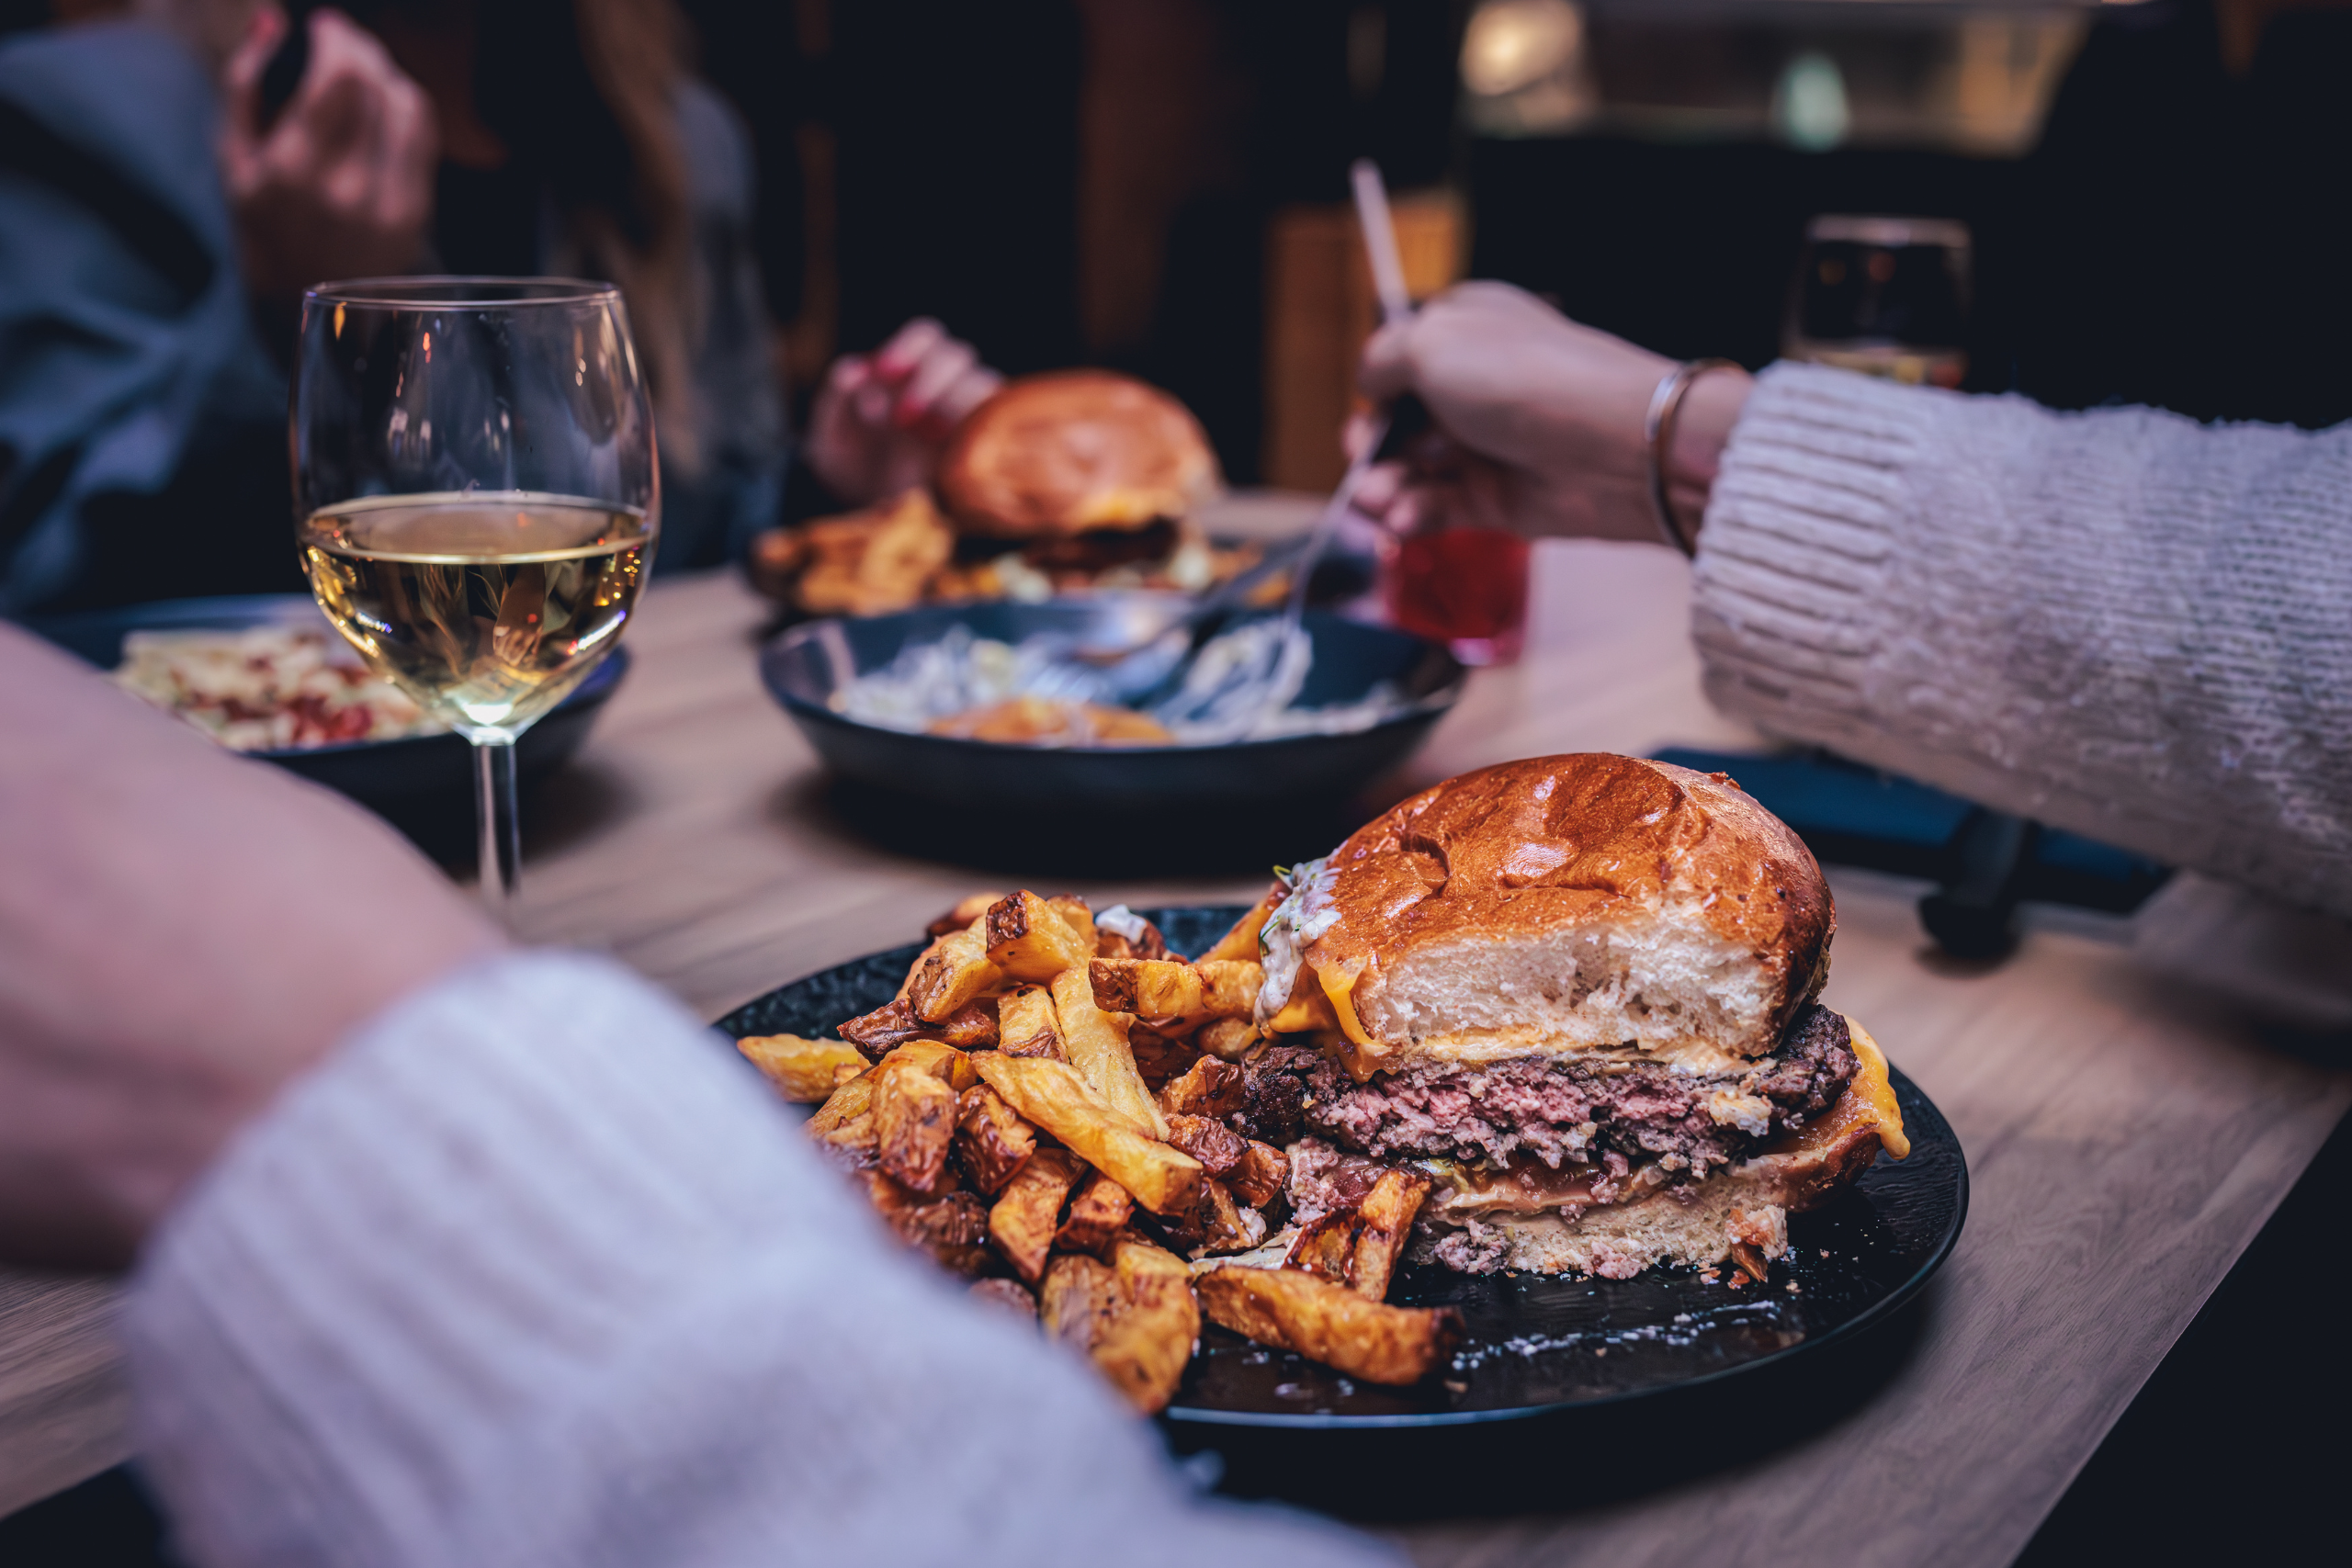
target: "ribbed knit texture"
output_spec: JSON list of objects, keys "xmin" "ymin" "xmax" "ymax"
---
[
  {"xmin": 1695, "ymin": 362, "xmax": 2352, "ymax": 917},
  {"xmin": 124, "ymin": 953, "xmax": 1390, "ymax": 1568}
]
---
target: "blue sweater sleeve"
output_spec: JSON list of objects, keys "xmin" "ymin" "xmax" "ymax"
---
[{"xmin": 0, "ymin": 22, "xmax": 284, "ymax": 615}]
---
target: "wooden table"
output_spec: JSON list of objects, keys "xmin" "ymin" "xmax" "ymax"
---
[{"xmin": 6, "ymin": 546, "xmax": 2348, "ymax": 1563}]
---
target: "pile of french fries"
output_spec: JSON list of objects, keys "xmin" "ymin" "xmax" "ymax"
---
[{"xmin": 737, "ymin": 888, "xmax": 1464, "ymax": 1413}]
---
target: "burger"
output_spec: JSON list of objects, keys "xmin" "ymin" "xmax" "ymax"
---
[
  {"xmin": 1231, "ymin": 752, "xmax": 1908, "ymax": 1279},
  {"xmin": 936, "ymin": 368, "xmax": 1219, "ymax": 572},
  {"xmin": 752, "ymin": 370, "xmax": 1253, "ymax": 615}
]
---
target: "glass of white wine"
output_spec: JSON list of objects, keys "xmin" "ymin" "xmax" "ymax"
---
[{"xmin": 292, "ymin": 278, "xmax": 658, "ymax": 913}]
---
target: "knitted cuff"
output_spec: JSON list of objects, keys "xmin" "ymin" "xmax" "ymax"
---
[{"xmin": 1690, "ymin": 360, "xmax": 1933, "ymax": 752}]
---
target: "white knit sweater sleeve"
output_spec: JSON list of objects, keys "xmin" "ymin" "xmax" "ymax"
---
[
  {"xmin": 1693, "ymin": 361, "xmax": 2352, "ymax": 917},
  {"xmin": 122, "ymin": 952, "xmax": 1393, "ymax": 1568}
]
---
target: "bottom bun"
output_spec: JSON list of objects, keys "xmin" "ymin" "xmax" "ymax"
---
[{"xmin": 1408, "ymin": 1019, "xmax": 1907, "ymax": 1278}]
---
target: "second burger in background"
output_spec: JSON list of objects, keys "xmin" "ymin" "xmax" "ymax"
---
[{"xmin": 752, "ymin": 370, "xmax": 1262, "ymax": 616}]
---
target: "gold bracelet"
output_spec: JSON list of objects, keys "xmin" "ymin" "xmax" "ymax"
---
[{"xmin": 1643, "ymin": 357, "xmax": 1740, "ymax": 558}]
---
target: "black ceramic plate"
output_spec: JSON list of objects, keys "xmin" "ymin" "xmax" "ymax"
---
[
  {"xmin": 758, "ymin": 597, "xmax": 1464, "ymax": 814},
  {"xmin": 717, "ymin": 905, "xmax": 1969, "ymax": 1432},
  {"xmin": 28, "ymin": 593, "xmax": 627, "ymax": 828}
]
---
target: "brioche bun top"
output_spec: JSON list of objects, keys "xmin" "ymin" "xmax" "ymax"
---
[
  {"xmin": 1305, "ymin": 754, "xmax": 1834, "ymax": 1068},
  {"xmin": 936, "ymin": 370, "xmax": 1220, "ymax": 539}
]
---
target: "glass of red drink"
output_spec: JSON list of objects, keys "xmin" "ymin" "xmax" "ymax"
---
[{"xmin": 1383, "ymin": 525, "xmax": 1531, "ymax": 666}]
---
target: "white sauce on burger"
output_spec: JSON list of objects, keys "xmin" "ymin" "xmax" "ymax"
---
[{"xmin": 1253, "ymin": 855, "xmax": 1342, "ymax": 1026}]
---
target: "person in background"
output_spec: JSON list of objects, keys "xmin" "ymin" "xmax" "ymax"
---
[
  {"xmin": 0, "ymin": 0, "xmax": 995, "ymax": 612},
  {"xmin": 2015, "ymin": 0, "xmax": 2352, "ymax": 428},
  {"xmin": 0, "ymin": 614, "xmax": 1393, "ymax": 1565},
  {"xmin": 1355, "ymin": 282, "xmax": 2351, "ymax": 923}
]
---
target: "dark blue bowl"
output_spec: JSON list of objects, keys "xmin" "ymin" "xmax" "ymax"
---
[
  {"xmin": 760, "ymin": 597, "xmax": 1464, "ymax": 815},
  {"xmin": 27, "ymin": 593, "xmax": 628, "ymax": 829}
]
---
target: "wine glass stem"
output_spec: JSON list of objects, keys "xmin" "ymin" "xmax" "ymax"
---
[{"xmin": 473, "ymin": 735, "xmax": 522, "ymax": 915}]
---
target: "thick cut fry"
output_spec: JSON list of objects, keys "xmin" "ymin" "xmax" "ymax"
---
[
  {"xmin": 995, "ymin": 984, "xmax": 1065, "ymax": 1060},
  {"xmin": 927, "ymin": 890, "xmax": 1008, "ymax": 939},
  {"xmin": 872, "ymin": 1055, "xmax": 958, "ymax": 1195},
  {"xmin": 1048, "ymin": 968, "xmax": 1167, "ymax": 1140},
  {"xmin": 1091, "ymin": 1235, "xmax": 1201, "ymax": 1414},
  {"xmin": 1039, "ymin": 1254, "xmax": 1125, "ymax": 1354},
  {"xmin": 1350, "ymin": 1168, "xmax": 1432, "ymax": 1302},
  {"xmin": 1196, "ymin": 1266, "xmax": 1463, "ymax": 1386},
  {"xmin": 1046, "ymin": 896, "xmax": 1098, "ymax": 955},
  {"xmin": 1194, "ymin": 1018, "xmax": 1261, "ymax": 1062},
  {"xmin": 813, "ymin": 1110, "xmax": 877, "ymax": 1169},
  {"xmin": 984, "ymin": 891, "xmax": 1097, "ymax": 980},
  {"xmin": 1127, "ymin": 1021, "xmax": 1202, "ymax": 1089},
  {"xmin": 1158, "ymin": 1057, "xmax": 1247, "ymax": 1120},
  {"xmin": 972, "ymin": 1055, "xmax": 1203, "ymax": 1217},
  {"xmin": 1087, "ymin": 958, "xmax": 1203, "ymax": 1021},
  {"xmin": 865, "ymin": 1174, "xmax": 994, "ymax": 1276},
  {"xmin": 1163, "ymin": 1112, "xmax": 1248, "ymax": 1178},
  {"xmin": 1038, "ymin": 1239, "xmax": 1201, "ymax": 1415},
  {"xmin": 1153, "ymin": 1173, "xmax": 1262, "ymax": 1256},
  {"xmin": 1055, "ymin": 1170, "xmax": 1135, "ymax": 1258},
  {"xmin": 840, "ymin": 996, "xmax": 998, "ymax": 1057},
  {"xmin": 1093, "ymin": 909, "xmax": 1171, "ymax": 961},
  {"xmin": 1229, "ymin": 1141, "xmax": 1290, "ymax": 1210},
  {"xmin": 839, "ymin": 999, "xmax": 915, "ymax": 1057},
  {"xmin": 968, "ymin": 1277, "xmax": 1037, "ymax": 1320},
  {"xmin": 808, "ymin": 1067, "xmax": 876, "ymax": 1134},
  {"xmin": 903, "ymin": 921, "xmax": 1004, "ymax": 1022},
  {"xmin": 1283, "ymin": 1210, "xmax": 1363, "ymax": 1284},
  {"xmin": 1194, "ymin": 1178, "xmax": 1261, "ymax": 1254},
  {"xmin": 736, "ymin": 1034, "xmax": 867, "ymax": 1101},
  {"xmin": 878, "ymin": 1039, "xmax": 978, "ymax": 1092},
  {"xmin": 1200, "ymin": 884, "xmax": 1282, "ymax": 963},
  {"xmin": 1191, "ymin": 961, "xmax": 1262, "ymax": 1018},
  {"xmin": 954, "ymin": 1083, "xmax": 1036, "ymax": 1194},
  {"xmin": 989, "ymin": 1147, "xmax": 1082, "ymax": 1283},
  {"xmin": 791, "ymin": 490, "xmax": 955, "ymax": 615}
]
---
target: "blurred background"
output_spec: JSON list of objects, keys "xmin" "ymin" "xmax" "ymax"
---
[
  {"xmin": 276, "ymin": 0, "xmax": 2347, "ymax": 493},
  {"xmin": 11, "ymin": 0, "xmax": 2350, "ymax": 489}
]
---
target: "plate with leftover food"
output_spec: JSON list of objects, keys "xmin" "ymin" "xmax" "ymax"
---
[
  {"xmin": 715, "ymin": 754, "xmax": 1967, "ymax": 1429},
  {"xmin": 749, "ymin": 371, "xmax": 1345, "ymax": 618},
  {"xmin": 32, "ymin": 593, "xmax": 626, "ymax": 826},
  {"xmin": 760, "ymin": 597, "xmax": 1464, "ymax": 814}
]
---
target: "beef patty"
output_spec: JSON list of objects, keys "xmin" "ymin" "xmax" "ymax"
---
[{"xmin": 1236, "ymin": 1004, "xmax": 1858, "ymax": 1179}]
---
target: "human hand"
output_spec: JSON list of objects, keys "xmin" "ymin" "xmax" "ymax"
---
[
  {"xmin": 219, "ymin": 6, "xmax": 437, "ymax": 301},
  {"xmin": 0, "ymin": 626, "xmax": 503, "ymax": 1269},
  {"xmin": 1354, "ymin": 281, "xmax": 1751, "ymax": 544},
  {"xmin": 805, "ymin": 318, "xmax": 1004, "ymax": 507}
]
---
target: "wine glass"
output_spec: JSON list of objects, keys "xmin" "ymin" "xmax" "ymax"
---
[{"xmin": 291, "ymin": 278, "xmax": 659, "ymax": 914}]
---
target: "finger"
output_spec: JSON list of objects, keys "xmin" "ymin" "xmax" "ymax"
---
[
  {"xmin": 872, "ymin": 318, "xmax": 945, "ymax": 383},
  {"xmin": 1351, "ymin": 460, "xmax": 1403, "ymax": 518},
  {"xmin": 263, "ymin": 46, "xmax": 365, "ymax": 195},
  {"xmin": 220, "ymin": 4, "xmax": 286, "ymax": 163},
  {"xmin": 370, "ymin": 68, "xmax": 437, "ymax": 240},
  {"xmin": 894, "ymin": 338, "xmax": 978, "ymax": 427},
  {"xmin": 929, "ymin": 365, "xmax": 1002, "ymax": 430},
  {"xmin": 825, "ymin": 353, "xmax": 873, "ymax": 397},
  {"xmin": 1357, "ymin": 317, "xmax": 1417, "ymax": 401},
  {"xmin": 281, "ymin": 11, "xmax": 392, "ymax": 194},
  {"xmin": 808, "ymin": 355, "xmax": 869, "ymax": 433},
  {"xmin": 853, "ymin": 380, "xmax": 894, "ymax": 430}
]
